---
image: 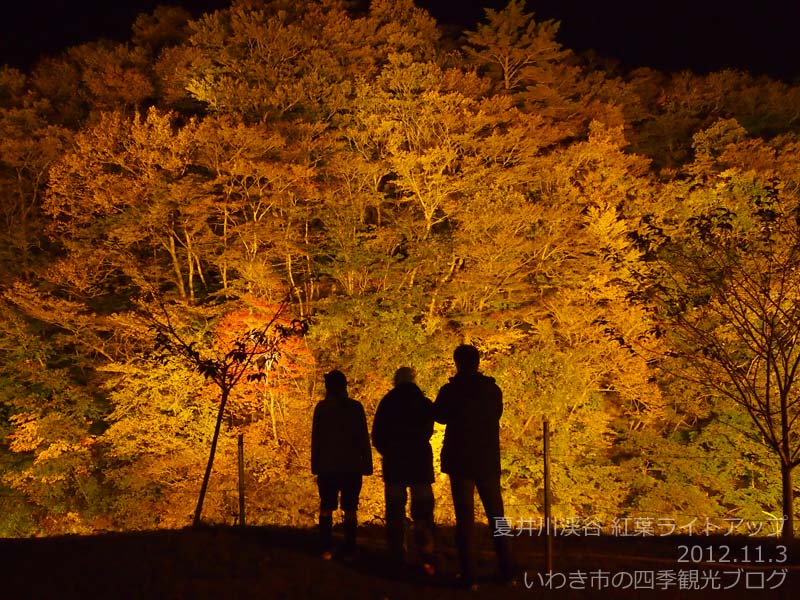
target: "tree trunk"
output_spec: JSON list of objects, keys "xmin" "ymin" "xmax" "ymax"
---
[
  {"xmin": 193, "ymin": 387, "xmax": 230, "ymax": 527},
  {"xmin": 165, "ymin": 235, "xmax": 186, "ymax": 299},
  {"xmin": 269, "ymin": 390, "xmax": 279, "ymax": 442},
  {"xmin": 222, "ymin": 202, "xmax": 229, "ymax": 293},
  {"xmin": 185, "ymin": 230, "xmax": 195, "ymax": 302},
  {"xmin": 781, "ymin": 462, "xmax": 794, "ymax": 540}
]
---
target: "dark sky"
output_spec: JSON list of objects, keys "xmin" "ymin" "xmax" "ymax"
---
[{"xmin": 1, "ymin": 1, "xmax": 798, "ymax": 80}]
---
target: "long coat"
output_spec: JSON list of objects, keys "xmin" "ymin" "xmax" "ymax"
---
[
  {"xmin": 433, "ymin": 371, "xmax": 503, "ymax": 477},
  {"xmin": 311, "ymin": 393, "xmax": 373, "ymax": 476},
  {"xmin": 371, "ymin": 382, "xmax": 434, "ymax": 484}
]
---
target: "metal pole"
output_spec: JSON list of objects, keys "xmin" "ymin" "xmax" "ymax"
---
[
  {"xmin": 543, "ymin": 418, "xmax": 553, "ymax": 572},
  {"xmin": 238, "ymin": 432, "xmax": 246, "ymax": 528}
]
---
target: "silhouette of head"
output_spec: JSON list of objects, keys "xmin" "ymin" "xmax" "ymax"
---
[
  {"xmin": 324, "ymin": 370, "xmax": 347, "ymax": 396},
  {"xmin": 453, "ymin": 344, "xmax": 480, "ymax": 373},
  {"xmin": 393, "ymin": 366, "xmax": 415, "ymax": 386}
]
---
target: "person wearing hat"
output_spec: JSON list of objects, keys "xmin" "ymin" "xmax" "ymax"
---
[{"xmin": 311, "ymin": 369, "xmax": 373, "ymax": 560}]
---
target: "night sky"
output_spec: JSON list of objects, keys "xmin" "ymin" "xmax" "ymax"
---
[{"xmin": 1, "ymin": 1, "xmax": 799, "ymax": 80}]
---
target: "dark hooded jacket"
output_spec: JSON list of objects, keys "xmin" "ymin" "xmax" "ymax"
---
[
  {"xmin": 371, "ymin": 382, "xmax": 434, "ymax": 484},
  {"xmin": 311, "ymin": 392, "xmax": 373, "ymax": 476},
  {"xmin": 433, "ymin": 371, "xmax": 502, "ymax": 477}
]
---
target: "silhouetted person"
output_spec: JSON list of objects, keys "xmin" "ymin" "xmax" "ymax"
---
[
  {"xmin": 434, "ymin": 345, "xmax": 513, "ymax": 587},
  {"xmin": 372, "ymin": 367, "xmax": 436, "ymax": 574},
  {"xmin": 311, "ymin": 370, "xmax": 372, "ymax": 560}
]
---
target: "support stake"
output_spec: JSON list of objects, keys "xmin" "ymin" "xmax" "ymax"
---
[
  {"xmin": 543, "ymin": 418, "xmax": 553, "ymax": 572},
  {"xmin": 238, "ymin": 432, "xmax": 246, "ymax": 528}
]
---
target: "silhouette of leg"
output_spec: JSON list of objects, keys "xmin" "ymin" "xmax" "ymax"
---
[
  {"xmin": 343, "ymin": 511, "xmax": 358, "ymax": 556},
  {"xmin": 409, "ymin": 483, "xmax": 435, "ymax": 571},
  {"xmin": 340, "ymin": 474, "xmax": 363, "ymax": 557},
  {"xmin": 316, "ymin": 474, "xmax": 338, "ymax": 556},
  {"xmin": 319, "ymin": 511, "xmax": 334, "ymax": 557},
  {"xmin": 385, "ymin": 482, "xmax": 408, "ymax": 562},
  {"xmin": 475, "ymin": 475, "xmax": 513, "ymax": 580},
  {"xmin": 449, "ymin": 476, "xmax": 476, "ymax": 584}
]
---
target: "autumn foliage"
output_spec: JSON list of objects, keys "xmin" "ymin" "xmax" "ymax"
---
[{"xmin": 1, "ymin": 0, "xmax": 799, "ymax": 537}]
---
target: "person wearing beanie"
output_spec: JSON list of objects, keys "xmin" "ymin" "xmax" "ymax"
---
[{"xmin": 311, "ymin": 369, "xmax": 373, "ymax": 560}]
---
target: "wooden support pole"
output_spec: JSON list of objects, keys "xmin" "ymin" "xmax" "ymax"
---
[
  {"xmin": 543, "ymin": 418, "xmax": 553, "ymax": 572},
  {"xmin": 238, "ymin": 432, "xmax": 246, "ymax": 528}
]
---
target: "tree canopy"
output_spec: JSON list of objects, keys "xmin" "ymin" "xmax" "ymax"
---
[{"xmin": 1, "ymin": 0, "xmax": 798, "ymax": 537}]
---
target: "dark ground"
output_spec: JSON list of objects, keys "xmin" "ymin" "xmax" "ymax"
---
[{"xmin": 2, "ymin": 523, "xmax": 799, "ymax": 599}]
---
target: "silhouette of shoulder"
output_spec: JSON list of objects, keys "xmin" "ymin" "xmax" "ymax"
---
[{"xmin": 434, "ymin": 372, "xmax": 501, "ymax": 424}]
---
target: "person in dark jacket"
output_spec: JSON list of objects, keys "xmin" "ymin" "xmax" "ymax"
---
[
  {"xmin": 372, "ymin": 367, "xmax": 436, "ymax": 573},
  {"xmin": 311, "ymin": 370, "xmax": 373, "ymax": 560},
  {"xmin": 434, "ymin": 345, "xmax": 513, "ymax": 587}
]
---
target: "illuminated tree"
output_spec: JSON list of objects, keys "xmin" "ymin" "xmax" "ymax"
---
[
  {"xmin": 148, "ymin": 298, "xmax": 306, "ymax": 526},
  {"xmin": 0, "ymin": 296, "xmax": 109, "ymax": 534},
  {"xmin": 485, "ymin": 122, "xmax": 665, "ymax": 518},
  {"xmin": 465, "ymin": 0, "xmax": 568, "ymax": 94},
  {"xmin": 43, "ymin": 108, "xmax": 212, "ymax": 301},
  {"xmin": 131, "ymin": 5, "xmax": 192, "ymax": 55},
  {"xmin": 624, "ymin": 69, "xmax": 800, "ymax": 169},
  {"xmin": 0, "ymin": 70, "xmax": 72, "ymax": 276},
  {"xmin": 6, "ymin": 0, "xmax": 800, "ymax": 536},
  {"xmin": 640, "ymin": 123, "xmax": 800, "ymax": 538},
  {"xmin": 66, "ymin": 42, "xmax": 155, "ymax": 112},
  {"xmin": 191, "ymin": 114, "xmax": 317, "ymax": 301}
]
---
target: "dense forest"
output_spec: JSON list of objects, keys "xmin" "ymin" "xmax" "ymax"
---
[{"xmin": 1, "ymin": 0, "xmax": 799, "ymax": 538}]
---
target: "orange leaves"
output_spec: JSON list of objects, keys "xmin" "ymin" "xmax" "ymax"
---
[
  {"xmin": 213, "ymin": 297, "xmax": 286, "ymax": 341},
  {"xmin": 45, "ymin": 108, "xmax": 195, "ymax": 227},
  {"xmin": 65, "ymin": 42, "xmax": 155, "ymax": 111},
  {"xmin": 7, "ymin": 0, "xmax": 800, "ymax": 535},
  {"xmin": 213, "ymin": 296, "xmax": 314, "ymax": 391}
]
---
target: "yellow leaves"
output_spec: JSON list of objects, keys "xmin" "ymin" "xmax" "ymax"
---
[
  {"xmin": 582, "ymin": 202, "xmax": 643, "ymax": 287},
  {"xmin": 585, "ymin": 203, "xmax": 628, "ymax": 246},
  {"xmin": 6, "ymin": 413, "xmax": 98, "ymax": 521},
  {"xmin": 4, "ymin": 281, "xmax": 121, "ymax": 361},
  {"xmin": 33, "ymin": 440, "xmax": 80, "ymax": 465},
  {"xmin": 45, "ymin": 108, "xmax": 196, "ymax": 230},
  {"xmin": 587, "ymin": 120, "xmax": 627, "ymax": 148},
  {"xmin": 8, "ymin": 412, "xmax": 43, "ymax": 452},
  {"xmin": 185, "ymin": 0, "xmax": 370, "ymax": 121},
  {"xmin": 128, "ymin": 107, "xmax": 196, "ymax": 173},
  {"xmin": 377, "ymin": 53, "xmax": 444, "ymax": 97},
  {"xmin": 691, "ymin": 118, "xmax": 749, "ymax": 158},
  {"xmin": 194, "ymin": 115, "xmax": 285, "ymax": 173},
  {"xmin": 367, "ymin": 0, "xmax": 439, "ymax": 61}
]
